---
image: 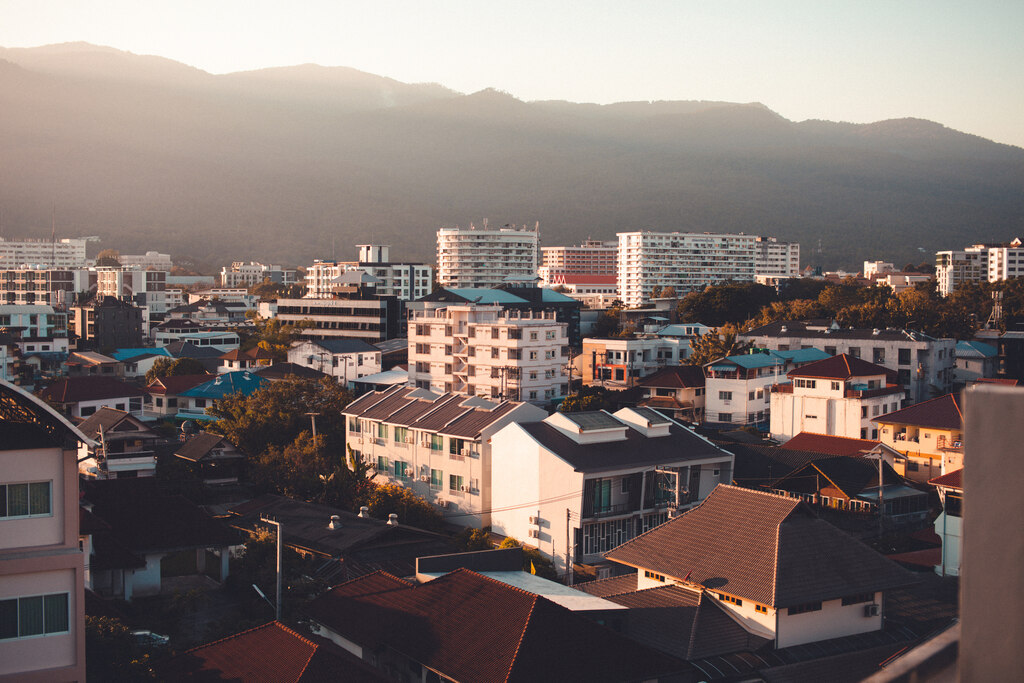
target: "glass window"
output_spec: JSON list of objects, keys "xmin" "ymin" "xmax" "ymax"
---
[
  {"xmin": 449, "ymin": 474, "xmax": 464, "ymax": 491},
  {"xmin": 0, "ymin": 593, "xmax": 68, "ymax": 640},
  {"xmin": 430, "ymin": 469, "xmax": 443, "ymax": 488},
  {"xmin": 430, "ymin": 434, "xmax": 443, "ymax": 451},
  {"xmin": 0, "ymin": 481, "xmax": 51, "ymax": 519}
]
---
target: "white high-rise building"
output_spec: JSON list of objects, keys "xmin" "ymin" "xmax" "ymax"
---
[
  {"xmin": 219, "ymin": 262, "xmax": 297, "ymax": 289},
  {"xmin": 305, "ymin": 245, "xmax": 432, "ymax": 301},
  {"xmin": 118, "ymin": 251, "xmax": 173, "ymax": 270},
  {"xmin": 436, "ymin": 223, "xmax": 539, "ymax": 289},
  {"xmin": 987, "ymin": 238, "xmax": 1024, "ymax": 283},
  {"xmin": 754, "ymin": 237, "xmax": 801, "ymax": 278},
  {"xmin": 0, "ymin": 237, "xmax": 88, "ymax": 269},
  {"xmin": 616, "ymin": 231, "xmax": 758, "ymax": 308},
  {"xmin": 936, "ymin": 245, "xmax": 988, "ymax": 296}
]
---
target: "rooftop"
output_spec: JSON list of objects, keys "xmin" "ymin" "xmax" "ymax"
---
[
  {"xmin": 788, "ymin": 353, "xmax": 892, "ymax": 380},
  {"xmin": 636, "ymin": 365, "xmax": 706, "ymax": 389},
  {"xmin": 37, "ymin": 376, "xmax": 145, "ymax": 403},
  {"xmin": 873, "ymin": 393, "xmax": 963, "ymax": 430},
  {"xmin": 742, "ymin": 320, "xmax": 941, "ymax": 343}
]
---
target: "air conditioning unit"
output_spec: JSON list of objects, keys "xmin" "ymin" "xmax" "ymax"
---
[
  {"xmin": 437, "ymin": 499, "xmax": 448, "ymax": 509},
  {"xmin": 528, "ymin": 529, "xmax": 540, "ymax": 539},
  {"xmin": 528, "ymin": 516, "xmax": 540, "ymax": 525},
  {"xmin": 864, "ymin": 604, "xmax": 880, "ymax": 617}
]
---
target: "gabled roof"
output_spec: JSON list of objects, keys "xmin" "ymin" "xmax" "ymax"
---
[
  {"xmin": 956, "ymin": 340, "xmax": 998, "ymax": 358},
  {"xmin": 306, "ymin": 569, "xmax": 691, "ymax": 682},
  {"xmin": 162, "ymin": 341, "xmax": 227, "ymax": 359},
  {"xmin": 442, "ymin": 287, "xmax": 527, "ymax": 304},
  {"xmin": 255, "ymin": 362, "xmax": 330, "ymax": 380},
  {"xmin": 873, "ymin": 393, "xmax": 963, "ymax": 430},
  {"xmin": 0, "ymin": 378, "xmax": 94, "ymax": 448},
  {"xmin": 606, "ymin": 485, "xmax": 916, "ymax": 608},
  {"xmin": 145, "ymin": 374, "xmax": 214, "ymax": 395},
  {"xmin": 76, "ymin": 407, "xmax": 155, "ymax": 441},
  {"xmin": 774, "ymin": 458, "xmax": 904, "ymax": 499},
  {"xmin": 160, "ymin": 621, "xmax": 384, "ymax": 682},
  {"xmin": 295, "ymin": 338, "xmax": 380, "ymax": 355},
  {"xmin": 37, "ymin": 376, "xmax": 145, "ymax": 403},
  {"xmin": 787, "ymin": 353, "xmax": 890, "ymax": 380},
  {"xmin": 636, "ymin": 365, "xmax": 706, "ymax": 389},
  {"xmin": 175, "ymin": 432, "xmax": 243, "ymax": 462},
  {"xmin": 219, "ymin": 346, "xmax": 274, "ymax": 361},
  {"xmin": 180, "ymin": 371, "xmax": 268, "ymax": 399},
  {"xmin": 780, "ymin": 432, "xmax": 883, "ymax": 457},
  {"xmin": 929, "ymin": 468, "xmax": 963, "ymax": 490}
]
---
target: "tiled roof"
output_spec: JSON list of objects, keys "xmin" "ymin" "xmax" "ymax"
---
[
  {"xmin": 306, "ymin": 569, "xmax": 691, "ymax": 682},
  {"xmin": 575, "ymin": 573, "xmax": 639, "ymax": 597},
  {"xmin": 518, "ymin": 419, "xmax": 727, "ymax": 473},
  {"xmin": 873, "ymin": 393, "xmax": 963, "ymax": 430},
  {"xmin": 787, "ymin": 354, "xmax": 890, "ymax": 380},
  {"xmin": 180, "ymin": 371, "xmax": 268, "ymax": 399},
  {"xmin": 76, "ymin": 407, "xmax": 154, "ymax": 441},
  {"xmin": 780, "ymin": 432, "xmax": 882, "ymax": 457},
  {"xmin": 636, "ymin": 365, "xmax": 706, "ymax": 389},
  {"xmin": 929, "ymin": 468, "xmax": 963, "ymax": 490},
  {"xmin": 37, "ymin": 376, "xmax": 145, "ymax": 403},
  {"xmin": 160, "ymin": 621, "xmax": 384, "ymax": 682},
  {"xmin": 175, "ymin": 432, "xmax": 243, "ymax": 462},
  {"xmin": 606, "ymin": 485, "xmax": 916, "ymax": 608},
  {"xmin": 145, "ymin": 374, "xmax": 215, "ymax": 395}
]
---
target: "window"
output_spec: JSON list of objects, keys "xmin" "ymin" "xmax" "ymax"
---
[
  {"xmin": 530, "ymin": 371, "xmax": 538, "ymax": 380},
  {"xmin": 491, "ymin": 347, "xmax": 500, "ymax": 359},
  {"xmin": 530, "ymin": 332, "xmax": 538, "ymax": 340},
  {"xmin": 529, "ymin": 391, "xmax": 538, "ymax": 400},
  {"xmin": 719, "ymin": 391, "xmax": 732, "ymax": 400},
  {"xmin": 449, "ymin": 438, "xmax": 467, "ymax": 455},
  {"xmin": 898, "ymin": 348, "xmax": 911, "ymax": 365},
  {"xmin": 348, "ymin": 417, "xmax": 360, "ymax": 432},
  {"xmin": 376, "ymin": 455, "xmax": 389, "ymax": 471},
  {"xmin": 873, "ymin": 348, "xmax": 885, "ymax": 364},
  {"xmin": 755, "ymin": 604, "xmax": 768, "ymax": 614},
  {"xmin": 748, "ymin": 391, "xmax": 755, "ymax": 400},
  {"xmin": 529, "ymin": 351, "xmax": 538, "ymax": 360},
  {"xmin": 831, "ymin": 381, "xmax": 841, "ymax": 391},
  {"xmin": 376, "ymin": 423, "xmax": 388, "ymax": 439},
  {"xmin": 849, "ymin": 347, "xmax": 861, "ymax": 358},
  {"xmin": 841, "ymin": 592, "xmax": 875, "ymax": 606},
  {"xmin": 429, "ymin": 434, "xmax": 443, "ymax": 451},
  {"xmin": 788, "ymin": 601, "xmax": 822, "ymax": 615},
  {"xmin": 194, "ymin": 399, "xmax": 207, "ymax": 408},
  {"xmin": 718, "ymin": 593, "xmax": 743, "ymax": 606},
  {"xmin": 393, "ymin": 461, "xmax": 409, "ymax": 479},
  {"xmin": 430, "ymin": 469, "xmax": 443, "ymax": 489},
  {"xmin": 644, "ymin": 570, "xmax": 665, "ymax": 582},
  {"xmin": 394, "ymin": 426, "xmax": 408, "ymax": 443},
  {"xmin": 0, "ymin": 593, "xmax": 69, "ymax": 639},
  {"xmin": 719, "ymin": 413, "xmax": 732, "ymax": 423},
  {"xmin": 0, "ymin": 481, "xmax": 52, "ymax": 518},
  {"xmin": 449, "ymin": 474, "xmax": 464, "ymax": 491}
]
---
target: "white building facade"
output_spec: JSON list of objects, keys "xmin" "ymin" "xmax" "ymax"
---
[
  {"xmin": 755, "ymin": 237, "xmax": 801, "ymax": 278},
  {"xmin": 220, "ymin": 262, "xmax": 297, "ymax": 289},
  {"xmin": 0, "ymin": 237, "xmax": 88, "ymax": 269},
  {"xmin": 287, "ymin": 339, "xmax": 382, "ymax": 386},
  {"xmin": 436, "ymin": 224, "xmax": 540, "ymax": 289},
  {"xmin": 118, "ymin": 251, "xmax": 173, "ymax": 270}
]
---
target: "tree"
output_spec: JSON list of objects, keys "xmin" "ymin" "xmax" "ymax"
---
[
  {"xmin": 94, "ymin": 249, "xmax": 122, "ymax": 268},
  {"xmin": 237, "ymin": 316, "xmax": 310, "ymax": 361},
  {"xmin": 678, "ymin": 283, "xmax": 777, "ymax": 326},
  {"xmin": 85, "ymin": 616, "xmax": 155, "ymax": 682},
  {"xmin": 250, "ymin": 278, "xmax": 306, "ymax": 300},
  {"xmin": 144, "ymin": 356, "xmax": 207, "ymax": 384},
  {"xmin": 454, "ymin": 527, "xmax": 494, "ymax": 552},
  {"xmin": 591, "ymin": 307, "xmax": 622, "ymax": 337},
  {"xmin": 684, "ymin": 323, "xmax": 753, "ymax": 366},
  {"xmin": 361, "ymin": 483, "xmax": 446, "ymax": 532},
  {"xmin": 498, "ymin": 537, "xmax": 558, "ymax": 579},
  {"xmin": 559, "ymin": 385, "xmax": 619, "ymax": 412},
  {"xmin": 660, "ymin": 286, "xmax": 677, "ymax": 299}
]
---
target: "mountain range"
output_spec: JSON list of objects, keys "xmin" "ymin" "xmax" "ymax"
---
[{"xmin": 1, "ymin": 42, "xmax": 1022, "ymax": 272}]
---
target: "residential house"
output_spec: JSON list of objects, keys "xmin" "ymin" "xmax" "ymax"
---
[
  {"xmin": 769, "ymin": 354, "xmax": 905, "ymax": 442},
  {"xmin": 64, "ymin": 350, "xmax": 123, "ymax": 378},
  {"xmin": 80, "ymin": 478, "xmax": 238, "ymax": 601},
  {"xmin": 929, "ymin": 468, "xmax": 963, "ymax": 577},
  {"xmin": 604, "ymin": 485, "xmax": 917, "ymax": 649},
  {"xmin": 873, "ymin": 393, "xmax": 964, "ymax": 482},
  {"xmin": 174, "ymin": 432, "xmax": 246, "ymax": 485},
  {"xmin": 254, "ymin": 362, "xmax": 330, "ymax": 382},
  {"xmin": 174, "ymin": 370, "xmax": 269, "ymax": 422},
  {"xmin": 581, "ymin": 336, "xmax": 686, "ymax": 389},
  {"xmin": 703, "ymin": 348, "xmax": 830, "ymax": 428},
  {"xmin": 217, "ymin": 346, "xmax": 274, "ymax": 374},
  {"xmin": 151, "ymin": 319, "xmax": 241, "ymax": 351},
  {"xmin": 954, "ymin": 340, "xmax": 998, "ymax": 385},
  {"xmin": 342, "ymin": 386, "xmax": 548, "ymax": 528},
  {"xmin": 635, "ymin": 365, "xmax": 706, "ymax": 422},
  {"xmin": 0, "ymin": 379, "xmax": 90, "ymax": 682},
  {"xmin": 37, "ymin": 376, "xmax": 146, "ymax": 419},
  {"xmin": 287, "ymin": 339, "xmax": 382, "ymax": 386},
  {"xmin": 490, "ymin": 407, "xmax": 735, "ymax": 574},
  {"xmin": 143, "ymin": 374, "xmax": 214, "ymax": 418},
  {"xmin": 407, "ymin": 304, "xmax": 570, "ymax": 403},
  {"xmin": 161, "ymin": 340, "xmax": 227, "ymax": 373},
  {"xmin": 76, "ymin": 408, "xmax": 163, "ymax": 480},
  {"xmin": 305, "ymin": 569, "xmax": 691, "ymax": 682},
  {"xmin": 739, "ymin": 320, "xmax": 955, "ymax": 404}
]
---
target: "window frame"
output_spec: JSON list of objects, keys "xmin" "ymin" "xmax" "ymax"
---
[{"xmin": 0, "ymin": 481, "xmax": 53, "ymax": 520}]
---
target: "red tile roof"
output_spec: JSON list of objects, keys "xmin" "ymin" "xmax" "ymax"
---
[
  {"xmin": 37, "ymin": 376, "xmax": 145, "ymax": 403},
  {"xmin": 929, "ymin": 468, "xmax": 963, "ymax": 490},
  {"xmin": 787, "ymin": 353, "xmax": 892, "ymax": 381},
  {"xmin": 306, "ymin": 569, "xmax": 691, "ymax": 682},
  {"xmin": 780, "ymin": 432, "xmax": 882, "ymax": 457},
  {"xmin": 606, "ymin": 485, "xmax": 916, "ymax": 608},
  {"xmin": 873, "ymin": 393, "xmax": 963, "ymax": 430}
]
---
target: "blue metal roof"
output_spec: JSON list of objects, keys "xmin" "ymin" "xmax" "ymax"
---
[
  {"xmin": 956, "ymin": 340, "xmax": 998, "ymax": 358},
  {"xmin": 111, "ymin": 347, "xmax": 172, "ymax": 362},
  {"xmin": 773, "ymin": 348, "xmax": 831, "ymax": 363},
  {"xmin": 539, "ymin": 289, "xmax": 577, "ymax": 303},
  {"xmin": 180, "ymin": 371, "xmax": 268, "ymax": 399},
  {"xmin": 445, "ymin": 288, "xmax": 526, "ymax": 304}
]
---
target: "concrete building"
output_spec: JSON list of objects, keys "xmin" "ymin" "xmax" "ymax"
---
[
  {"xmin": 343, "ymin": 386, "xmax": 548, "ymax": 528},
  {"xmin": 118, "ymin": 251, "xmax": 173, "ymax": 270},
  {"xmin": 755, "ymin": 237, "xmax": 801, "ymax": 278},
  {"xmin": 935, "ymin": 245, "xmax": 988, "ymax": 296},
  {"xmin": 437, "ymin": 223, "xmax": 540, "ymax": 289},
  {"xmin": 954, "ymin": 340, "xmax": 999, "ymax": 385},
  {"xmin": 219, "ymin": 261, "xmax": 297, "ymax": 289},
  {"xmin": 740, "ymin": 320, "xmax": 956, "ymax": 404},
  {"xmin": 987, "ymin": 237, "xmax": 1024, "ymax": 282},
  {"xmin": 0, "ymin": 304, "xmax": 66, "ymax": 339},
  {"xmin": 636, "ymin": 365, "xmax": 707, "ymax": 423},
  {"xmin": 276, "ymin": 272, "xmax": 402, "ymax": 343},
  {"xmin": 0, "ymin": 268, "xmax": 91, "ymax": 308},
  {"xmin": 929, "ymin": 468, "xmax": 962, "ymax": 577},
  {"xmin": 581, "ymin": 337, "xmax": 686, "ymax": 389},
  {"xmin": 94, "ymin": 267, "xmax": 169, "ymax": 316},
  {"xmin": 408, "ymin": 304, "xmax": 569, "ymax": 403},
  {"xmin": 69, "ymin": 296, "xmax": 144, "ymax": 351},
  {"xmin": 287, "ymin": 339, "xmax": 382, "ymax": 386},
  {"xmin": 770, "ymin": 354, "xmax": 905, "ymax": 442},
  {"xmin": 490, "ymin": 408, "xmax": 735, "ymax": 573},
  {"xmin": 306, "ymin": 246, "xmax": 432, "ymax": 302},
  {"xmin": 538, "ymin": 239, "xmax": 618, "ymax": 288},
  {"xmin": 0, "ymin": 379, "xmax": 90, "ymax": 682},
  {"xmin": 873, "ymin": 393, "xmax": 963, "ymax": 483},
  {"xmin": 0, "ymin": 236, "xmax": 88, "ymax": 269},
  {"xmin": 616, "ymin": 231, "xmax": 758, "ymax": 307}
]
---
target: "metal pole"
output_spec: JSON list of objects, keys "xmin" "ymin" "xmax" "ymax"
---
[
  {"xmin": 565, "ymin": 508, "xmax": 573, "ymax": 586},
  {"xmin": 260, "ymin": 516, "xmax": 283, "ymax": 621},
  {"xmin": 306, "ymin": 412, "xmax": 319, "ymax": 449}
]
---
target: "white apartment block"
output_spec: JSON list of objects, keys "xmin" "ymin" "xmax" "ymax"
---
[
  {"xmin": 755, "ymin": 237, "xmax": 801, "ymax": 278},
  {"xmin": 343, "ymin": 386, "xmax": 548, "ymax": 528},
  {"xmin": 436, "ymin": 224, "xmax": 539, "ymax": 289},
  {"xmin": 616, "ymin": 232, "xmax": 757, "ymax": 308},
  {"xmin": 0, "ymin": 268, "xmax": 91, "ymax": 308},
  {"xmin": 538, "ymin": 239, "xmax": 617, "ymax": 287},
  {"xmin": 306, "ymin": 250, "xmax": 432, "ymax": 301},
  {"xmin": 219, "ymin": 261, "xmax": 297, "ymax": 289},
  {"xmin": 581, "ymin": 337, "xmax": 685, "ymax": 388},
  {"xmin": 0, "ymin": 305, "xmax": 67, "ymax": 339},
  {"xmin": 987, "ymin": 238, "xmax": 1024, "ymax": 283},
  {"xmin": 95, "ymin": 267, "xmax": 169, "ymax": 315},
  {"xmin": 118, "ymin": 251, "xmax": 173, "ymax": 270},
  {"xmin": 287, "ymin": 339, "xmax": 382, "ymax": 386},
  {"xmin": 769, "ymin": 354, "xmax": 906, "ymax": 442},
  {"xmin": 0, "ymin": 237, "xmax": 88, "ymax": 269},
  {"xmin": 935, "ymin": 245, "xmax": 987, "ymax": 296},
  {"xmin": 863, "ymin": 261, "xmax": 895, "ymax": 278},
  {"xmin": 408, "ymin": 304, "xmax": 570, "ymax": 404}
]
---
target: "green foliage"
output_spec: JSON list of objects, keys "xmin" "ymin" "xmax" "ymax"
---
[
  {"xmin": 685, "ymin": 323, "xmax": 753, "ymax": 366},
  {"xmin": 228, "ymin": 527, "xmax": 326, "ymax": 620},
  {"xmin": 498, "ymin": 537, "xmax": 558, "ymax": 579},
  {"xmin": 560, "ymin": 385, "xmax": 617, "ymax": 412},
  {"xmin": 590, "ymin": 307, "xmax": 623, "ymax": 337},
  {"xmin": 85, "ymin": 616, "xmax": 155, "ymax": 682},
  {"xmin": 144, "ymin": 356, "xmax": 207, "ymax": 384},
  {"xmin": 236, "ymin": 316, "xmax": 310, "ymax": 361},
  {"xmin": 454, "ymin": 527, "xmax": 494, "ymax": 552},
  {"xmin": 362, "ymin": 483, "xmax": 446, "ymax": 532},
  {"xmin": 678, "ymin": 283, "xmax": 777, "ymax": 327},
  {"xmin": 249, "ymin": 278, "xmax": 306, "ymax": 300}
]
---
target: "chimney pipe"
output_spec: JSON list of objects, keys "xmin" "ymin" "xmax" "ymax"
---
[
  {"xmin": 358, "ymin": 506, "xmax": 370, "ymax": 519},
  {"xmin": 387, "ymin": 513, "xmax": 398, "ymax": 526},
  {"xmin": 328, "ymin": 515, "xmax": 342, "ymax": 530}
]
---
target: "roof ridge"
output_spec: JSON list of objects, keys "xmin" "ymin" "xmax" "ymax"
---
[
  {"xmin": 441, "ymin": 567, "xmax": 544, "ymax": 601},
  {"xmin": 326, "ymin": 568, "xmax": 414, "ymax": 592},
  {"xmin": 182, "ymin": 620, "xmax": 313, "ymax": 654},
  {"xmin": 503, "ymin": 593, "xmax": 540, "ymax": 683}
]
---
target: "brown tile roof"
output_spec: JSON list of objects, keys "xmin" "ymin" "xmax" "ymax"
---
[
  {"xmin": 344, "ymin": 387, "xmax": 530, "ymax": 438},
  {"xmin": 636, "ymin": 365, "xmax": 706, "ymax": 389},
  {"xmin": 37, "ymin": 376, "xmax": 145, "ymax": 403},
  {"xmin": 175, "ymin": 431, "xmax": 243, "ymax": 462},
  {"xmin": 76, "ymin": 407, "xmax": 154, "ymax": 441},
  {"xmin": 606, "ymin": 485, "xmax": 916, "ymax": 608},
  {"xmin": 787, "ymin": 353, "xmax": 892, "ymax": 381},
  {"xmin": 145, "ymin": 374, "xmax": 213, "ymax": 395},
  {"xmin": 873, "ymin": 393, "xmax": 963, "ymax": 430},
  {"xmin": 160, "ymin": 621, "xmax": 384, "ymax": 682},
  {"xmin": 575, "ymin": 573, "xmax": 639, "ymax": 597},
  {"xmin": 306, "ymin": 569, "xmax": 692, "ymax": 682},
  {"xmin": 780, "ymin": 432, "xmax": 882, "ymax": 457},
  {"xmin": 929, "ymin": 468, "xmax": 963, "ymax": 490}
]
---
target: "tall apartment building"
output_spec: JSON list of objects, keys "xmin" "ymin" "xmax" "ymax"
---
[
  {"xmin": 118, "ymin": 251, "xmax": 173, "ymax": 270},
  {"xmin": 538, "ymin": 239, "xmax": 617, "ymax": 284},
  {"xmin": 935, "ymin": 245, "xmax": 988, "ymax": 296},
  {"xmin": 408, "ymin": 304, "xmax": 570, "ymax": 403},
  {"xmin": 987, "ymin": 238, "xmax": 1024, "ymax": 283},
  {"xmin": 0, "ymin": 379, "xmax": 90, "ymax": 681},
  {"xmin": 219, "ymin": 261, "xmax": 297, "ymax": 289},
  {"xmin": 276, "ymin": 272, "xmax": 402, "ymax": 343},
  {"xmin": 94, "ymin": 267, "xmax": 169, "ymax": 316},
  {"xmin": 616, "ymin": 232, "xmax": 758, "ymax": 307},
  {"xmin": 754, "ymin": 237, "xmax": 801, "ymax": 278},
  {"xmin": 436, "ymin": 223, "xmax": 539, "ymax": 289},
  {"xmin": 0, "ymin": 269, "xmax": 91, "ymax": 308},
  {"xmin": 305, "ymin": 245, "xmax": 432, "ymax": 301},
  {"xmin": 0, "ymin": 237, "xmax": 88, "ymax": 269}
]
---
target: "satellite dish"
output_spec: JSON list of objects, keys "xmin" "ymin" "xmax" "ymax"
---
[{"xmin": 181, "ymin": 420, "xmax": 199, "ymax": 435}]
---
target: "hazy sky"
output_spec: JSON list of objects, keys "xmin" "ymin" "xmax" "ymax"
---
[{"xmin": 3, "ymin": 0, "xmax": 1022, "ymax": 148}]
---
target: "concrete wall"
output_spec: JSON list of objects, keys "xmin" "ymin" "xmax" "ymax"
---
[
  {"xmin": 0, "ymin": 447, "xmax": 64, "ymax": 549},
  {"xmin": 0, "ymin": 568, "xmax": 81, "ymax": 680},
  {"xmin": 776, "ymin": 595, "xmax": 882, "ymax": 648}
]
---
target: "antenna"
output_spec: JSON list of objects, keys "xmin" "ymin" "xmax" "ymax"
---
[{"xmin": 51, "ymin": 204, "xmax": 56, "ymax": 267}]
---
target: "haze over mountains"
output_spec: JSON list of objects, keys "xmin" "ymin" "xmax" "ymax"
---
[{"xmin": 1, "ymin": 42, "xmax": 1022, "ymax": 271}]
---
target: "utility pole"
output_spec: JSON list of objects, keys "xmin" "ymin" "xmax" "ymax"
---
[
  {"xmin": 259, "ymin": 516, "xmax": 283, "ymax": 622},
  {"xmin": 878, "ymin": 455, "xmax": 885, "ymax": 536},
  {"xmin": 565, "ymin": 508, "xmax": 573, "ymax": 586},
  {"xmin": 306, "ymin": 412, "xmax": 320, "ymax": 449}
]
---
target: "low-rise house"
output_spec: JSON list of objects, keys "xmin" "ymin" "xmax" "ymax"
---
[
  {"xmin": 342, "ymin": 386, "xmax": 548, "ymax": 528},
  {"xmin": 704, "ymin": 348, "xmax": 830, "ymax": 428},
  {"xmin": 770, "ymin": 354, "xmax": 905, "ymax": 442},
  {"xmin": 37, "ymin": 376, "xmax": 146, "ymax": 419},
  {"xmin": 143, "ymin": 373, "xmax": 214, "ymax": 418},
  {"xmin": 635, "ymin": 365, "xmax": 706, "ymax": 422},
  {"xmin": 581, "ymin": 336, "xmax": 685, "ymax": 389},
  {"xmin": 604, "ymin": 485, "xmax": 917, "ymax": 649},
  {"xmin": 929, "ymin": 468, "xmax": 963, "ymax": 577},
  {"xmin": 175, "ymin": 370, "xmax": 268, "ymax": 421},
  {"xmin": 64, "ymin": 350, "xmax": 123, "ymax": 377},
  {"xmin": 490, "ymin": 408, "xmax": 735, "ymax": 574},
  {"xmin": 287, "ymin": 339, "xmax": 382, "ymax": 386},
  {"xmin": 873, "ymin": 393, "xmax": 964, "ymax": 482},
  {"xmin": 174, "ymin": 432, "xmax": 246, "ymax": 485},
  {"xmin": 151, "ymin": 319, "xmax": 241, "ymax": 351},
  {"xmin": 254, "ymin": 362, "xmax": 330, "ymax": 381},
  {"xmin": 954, "ymin": 340, "xmax": 999, "ymax": 385},
  {"xmin": 217, "ymin": 346, "xmax": 274, "ymax": 373},
  {"xmin": 161, "ymin": 340, "xmax": 226, "ymax": 373},
  {"xmin": 76, "ymin": 408, "xmax": 162, "ymax": 480},
  {"xmin": 305, "ymin": 569, "xmax": 691, "ymax": 682}
]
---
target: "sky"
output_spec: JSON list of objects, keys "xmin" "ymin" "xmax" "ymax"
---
[{"xmin": 2, "ymin": 0, "xmax": 1022, "ymax": 148}]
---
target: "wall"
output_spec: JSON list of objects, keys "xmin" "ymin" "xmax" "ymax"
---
[
  {"xmin": 0, "ymin": 447, "xmax": 64, "ymax": 549},
  {"xmin": 132, "ymin": 553, "xmax": 165, "ymax": 597},
  {"xmin": 776, "ymin": 595, "xmax": 882, "ymax": 648},
  {"xmin": 0, "ymin": 568, "xmax": 80, "ymax": 679}
]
